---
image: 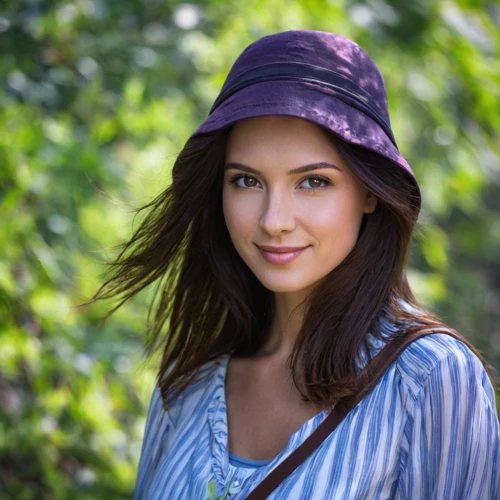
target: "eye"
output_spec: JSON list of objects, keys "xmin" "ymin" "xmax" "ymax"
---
[
  {"xmin": 229, "ymin": 175, "xmax": 262, "ymax": 189},
  {"xmin": 299, "ymin": 176, "xmax": 331, "ymax": 190}
]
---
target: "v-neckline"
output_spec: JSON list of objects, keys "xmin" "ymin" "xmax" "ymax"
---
[
  {"xmin": 219, "ymin": 353, "xmax": 328, "ymax": 459},
  {"xmin": 206, "ymin": 354, "xmax": 341, "ymax": 497}
]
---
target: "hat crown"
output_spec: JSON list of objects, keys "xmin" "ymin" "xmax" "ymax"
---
[{"xmin": 224, "ymin": 30, "xmax": 390, "ymax": 119}]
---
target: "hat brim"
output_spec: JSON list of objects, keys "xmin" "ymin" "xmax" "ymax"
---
[{"xmin": 192, "ymin": 80, "xmax": 420, "ymax": 203}]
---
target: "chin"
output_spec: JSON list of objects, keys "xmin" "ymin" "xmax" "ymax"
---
[{"xmin": 253, "ymin": 274, "xmax": 319, "ymax": 294}]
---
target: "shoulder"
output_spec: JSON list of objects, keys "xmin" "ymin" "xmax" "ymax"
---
[
  {"xmin": 394, "ymin": 334, "xmax": 500, "ymax": 500},
  {"xmin": 153, "ymin": 355, "xmax": 228, "ymax": 425},
  {"xmin": 395, "ymin": 332, "xmax": 495, "ymax": 406}
]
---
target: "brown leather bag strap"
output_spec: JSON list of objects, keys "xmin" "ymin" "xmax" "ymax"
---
[{"xmin": 245, "ymin": 330, "xmax": 465, "ymax": 500}]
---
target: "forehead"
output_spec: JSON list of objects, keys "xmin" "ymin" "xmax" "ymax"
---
[{"xmin": 225, "ymin": 116, "xmax": 345, "ymax": 166}]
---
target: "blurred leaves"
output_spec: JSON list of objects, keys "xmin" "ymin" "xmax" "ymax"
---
[{"xmin": 1, "ymin": 0, "xmax": 499, "ymax": 498}]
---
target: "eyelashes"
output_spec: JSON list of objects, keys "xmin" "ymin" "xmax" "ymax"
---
[{"xmin": 228, "ymin": 174, "xmax": 332, "ymax": 192}]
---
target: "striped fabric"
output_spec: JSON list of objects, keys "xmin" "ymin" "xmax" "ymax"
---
[{"xmin": 134, "ymin": 332, "xmax": 500, "ymax": 499}]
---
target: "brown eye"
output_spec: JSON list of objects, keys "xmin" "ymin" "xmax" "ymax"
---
[
  {"xmin": 231, "ymin": 175, "xmax": 261, "ymax": 188},
  {"xmin": 299, "ymin": 177, "xmax": 330, "ymax": 190},
  {"xmin": 243, "ymin": 176, "xmax": 258, "ymax": 187}
]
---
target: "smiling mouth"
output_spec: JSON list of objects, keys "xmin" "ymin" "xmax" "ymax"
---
[{"xmin": 256, "ymin": 245, "xmax": 309, "ymax": 265}]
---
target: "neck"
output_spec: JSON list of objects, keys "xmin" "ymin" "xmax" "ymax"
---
[{"xmin": 258, "ymin": 289, "xmax": 311, "ymax": 358}]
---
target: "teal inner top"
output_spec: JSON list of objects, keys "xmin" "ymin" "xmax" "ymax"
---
[{"xmin": 228, "ymin": 452, "xmax": 272, "ymax": 468}]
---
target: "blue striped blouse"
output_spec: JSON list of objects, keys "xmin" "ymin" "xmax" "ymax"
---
[{"xmin": 134, "ymin": 332, "xmax": 500, "ymax": 499}]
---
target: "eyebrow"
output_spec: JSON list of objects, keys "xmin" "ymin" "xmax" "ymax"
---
[{"xmin": 223, "ymin": 161, "xmax": 342, "ymax": 175}]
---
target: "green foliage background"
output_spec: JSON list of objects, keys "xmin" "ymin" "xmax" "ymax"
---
[{"xmin": 1, "ymin": 0, "xmax": 499, "ymax": 498}]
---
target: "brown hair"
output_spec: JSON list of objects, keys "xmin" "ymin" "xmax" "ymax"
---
[{"xmin": 88, "ymin": 126, "xmax": 496, "ymax": 408}]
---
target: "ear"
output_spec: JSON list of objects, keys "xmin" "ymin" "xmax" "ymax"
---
[{"xmin": 363, "ymin": 192, "xmax": 377, "ymax": 214}]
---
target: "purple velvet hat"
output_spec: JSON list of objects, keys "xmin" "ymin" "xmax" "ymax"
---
[{"xmin": 193, "ymin": 29, "xmax": 420, "ymax": 203}]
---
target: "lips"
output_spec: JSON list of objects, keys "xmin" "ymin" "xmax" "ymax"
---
[
  {"xmin": 257, "ymin": 245, "xmax": 309, "ymax": 253},
  {"xmin": 256, "ymin": 244, "xmax": 309, "ymax": 265}
]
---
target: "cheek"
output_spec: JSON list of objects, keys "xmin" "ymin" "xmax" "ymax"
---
[
  {"xmin": 222, "ymin": 190, "xmax": 255, "ymax": 240},
  {"xmin": 306, "ymin": 195, "xmax": 364, "ymax": 244}
]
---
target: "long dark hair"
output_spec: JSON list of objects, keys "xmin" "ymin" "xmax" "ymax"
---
[{"xmin": 88, "ymin": 125, "xmax": 496, "ymax": 408}]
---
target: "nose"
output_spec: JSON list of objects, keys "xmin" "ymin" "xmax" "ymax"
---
[{"xmin": 259, "ymin": 189, "xmax": 296, "ymax": 236}]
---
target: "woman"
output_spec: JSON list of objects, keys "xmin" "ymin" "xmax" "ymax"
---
[{"xmin": 91, "ymin": 31, "xmax": 500, "ymax": 498}]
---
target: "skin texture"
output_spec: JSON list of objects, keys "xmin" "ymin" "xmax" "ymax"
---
[
  {"xmin": 223, "ymin": 115, "xmax": 377, "ymax": 353},
  {"xmin": 222, "ymin": 115, "xmax": 377, "ymax": 459}
]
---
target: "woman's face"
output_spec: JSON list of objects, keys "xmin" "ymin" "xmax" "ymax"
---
[{"xmin": 222, "ymin": 116, "xmax": 377, "ymax": 294}]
